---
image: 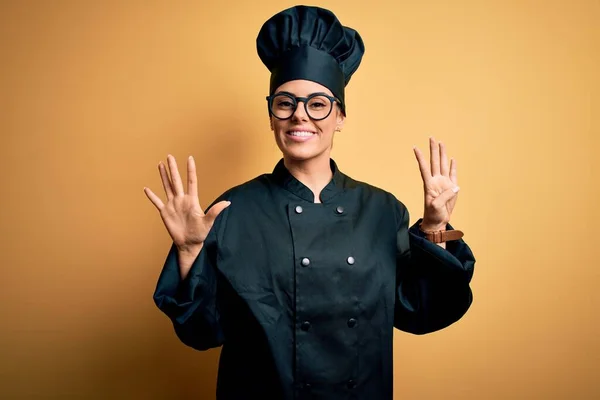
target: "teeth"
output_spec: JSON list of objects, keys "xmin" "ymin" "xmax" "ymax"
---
[{"xmin": 289, "ymin": 131, "xmax": 314, "ymax": 137}]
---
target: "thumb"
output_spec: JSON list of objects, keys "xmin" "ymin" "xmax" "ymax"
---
[
  {"xmin": 205, "ymin": 200, "xmax": 231, "ymax": 222},
  {"xmin": 432, "ymin": 186, "xmax": 459, "ymax": 209}
]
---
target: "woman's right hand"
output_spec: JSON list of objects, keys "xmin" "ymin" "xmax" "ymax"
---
[{"xmin": 144, "ymin": 155, "xmax": 231, "ymax": 276}]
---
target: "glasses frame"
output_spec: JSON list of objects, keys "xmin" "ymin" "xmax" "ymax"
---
[{"xmin": 266, "ymin": 92, "xmax": 340, "ymax": 121}]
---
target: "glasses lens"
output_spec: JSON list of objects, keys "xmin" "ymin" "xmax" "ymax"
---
[
  {"xmin": 270, "ymin": 94, "xmax": 295, "ymax": 119},
  {"xmin": 307, "ymin": 95, "xmax": 333, "ymax": 120}
]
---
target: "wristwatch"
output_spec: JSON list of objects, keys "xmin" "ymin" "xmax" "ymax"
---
[{"xmin": 419, "ymin": 224, "xmax": 464, "ymax": 243}]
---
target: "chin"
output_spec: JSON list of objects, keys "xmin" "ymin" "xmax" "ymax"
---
[
  {"xmin": 280, "ymin": 146, "xmax": 329, "ymax": 163},
  {"xmin": 274, "ymin": 132, "xmax": 332, "ymax": 163}
]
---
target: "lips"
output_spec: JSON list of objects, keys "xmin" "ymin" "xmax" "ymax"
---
[
  {"xmin": 286, "ymin": 130, "xmax": 316, "ymax": 142},
  {"xmin": 288, "ymin": 130, "xmax": 315, "ymax": 137}
]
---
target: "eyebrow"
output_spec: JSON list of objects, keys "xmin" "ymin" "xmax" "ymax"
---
[{"xmin": 275, "ymin": 91, "xmax": 330, "ymax": 97}]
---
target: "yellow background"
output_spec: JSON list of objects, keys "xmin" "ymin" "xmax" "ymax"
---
[{"xmin": 1, "ymin": 1, "xmax": 598, "ymax": 398}]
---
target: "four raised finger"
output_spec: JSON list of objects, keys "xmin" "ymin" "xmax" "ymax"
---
[{"xmin": 149, "ymin": 154, "xmax": 201, "ymax": 209}]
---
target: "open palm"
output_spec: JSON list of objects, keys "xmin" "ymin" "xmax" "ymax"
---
[
  {"xmin": 413, "ymin": 137, "xmax": 460, "ymax": 229},
  {"xmin": 143, "ymin": 155, "xmax": 230, "ymax": 253}
]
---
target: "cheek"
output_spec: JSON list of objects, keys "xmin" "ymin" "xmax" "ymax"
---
[
  {"xmin": 315, "ymin": 119, "xmax": 336, "ymax": 136},
  {"xmin": 271, "ymin": 120, "xmax": 282, "ymax": 134}
]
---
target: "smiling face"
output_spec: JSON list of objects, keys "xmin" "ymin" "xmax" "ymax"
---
[{"xmin": 270, "ymin": 80, "xmax": 345, "ymax": 164}]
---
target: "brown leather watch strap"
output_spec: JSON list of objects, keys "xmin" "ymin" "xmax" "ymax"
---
[{"xmin": 419, "ymin": 225, "xmax": 464, "ymax": 243}]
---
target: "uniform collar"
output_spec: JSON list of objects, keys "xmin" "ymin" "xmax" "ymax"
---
[{"xmin": 271, "ymin": 158, "xmax": 347, "ymax": 203}]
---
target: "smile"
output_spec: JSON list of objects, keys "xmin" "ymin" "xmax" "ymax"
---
[
  {"xmin": 288, "ymin": 131, "xmax": 315, "ymax": 137},
  {"xmin": 286, "ymin": 130, "xmax": 316, "ymax": 142}
]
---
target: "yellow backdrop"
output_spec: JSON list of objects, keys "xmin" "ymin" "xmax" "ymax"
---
[{"xmin": 1, "ymin": 1, "xmax": 598, "ymax": 399}]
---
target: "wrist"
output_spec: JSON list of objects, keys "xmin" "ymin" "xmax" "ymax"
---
[
  {"xmin": 177, "ymin": 242, "xmax": 203, "ymax": 254},
  {"xmin": 177, "ymin": 244, "xmax": 203, "ymax": 261},
  {"xmin": 177, "ymin": 244, "xmax": 203, "ymax": 280},
  {"xmin": 419, "ymin": 221, "xmax": 447, "ymax": 232}
]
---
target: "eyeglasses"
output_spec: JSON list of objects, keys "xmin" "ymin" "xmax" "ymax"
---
[{"xmin": 266, "ymin": 92, "xmax": 340, "ymax": 121}]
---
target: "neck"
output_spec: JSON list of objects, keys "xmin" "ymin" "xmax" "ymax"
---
[{"xmin": 283, "ymin": 153, "xmax": 333, "ymax": 203}]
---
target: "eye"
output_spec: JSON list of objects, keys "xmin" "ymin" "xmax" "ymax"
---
[
  {"xmin": 276, "ymin": 100, "xmax": 294, "ymax": 109},
  {"xmin": 308, "ymin": 96, "xmax": 329, "ymax": 110}
]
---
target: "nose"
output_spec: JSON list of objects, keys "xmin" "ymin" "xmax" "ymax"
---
[{"xmin": 291, "ymin": 100, "xmax": 309, "ymax": 121}]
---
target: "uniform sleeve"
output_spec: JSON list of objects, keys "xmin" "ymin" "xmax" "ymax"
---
[
  {"xmin": 152, "ymin": 200, "xmax": 229, "ymax": 351},
  {"xmin": 393, "ymin": 200, "xmax": 476, "ymax": 335}
]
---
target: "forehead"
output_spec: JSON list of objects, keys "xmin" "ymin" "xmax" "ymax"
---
[{"xmin": 274, "ymin": 79, "xmax": 333, "ymax": 97}]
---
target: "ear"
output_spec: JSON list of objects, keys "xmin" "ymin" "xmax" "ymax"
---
[
  {"xmin": 335, "ymin": 108, "xmax": 346, "ymax": 131},
  {"xmin": 269, "ymin": 116, "xmax": 274, "ymax": 131}
]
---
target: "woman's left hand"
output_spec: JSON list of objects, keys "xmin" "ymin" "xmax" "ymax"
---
[{"xmin": 413, "ymin": 137, "xmax": 460, "ymax": 231}]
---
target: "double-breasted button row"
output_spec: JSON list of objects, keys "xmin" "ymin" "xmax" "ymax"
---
[
  {"xmin": 294, "ymin": 205, "xmax": 345, "ymax": 214},
  {"xmin": 299, "ymin": 319, "xmax": 357, "ymax": 331},
  {"xmin": 300, "ymin": 256, "xmax": 355, "ymax": 267},
  {"xmin": 302, "ymin": 378, "xmax": 355, "ymax": 390}
]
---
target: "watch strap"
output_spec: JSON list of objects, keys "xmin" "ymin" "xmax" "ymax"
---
[{"xmin": 419, "ymin": 225, "xmax": 464, "ymax": 243}]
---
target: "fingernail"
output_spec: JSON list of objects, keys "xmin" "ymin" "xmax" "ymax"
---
[{"xmin": 452, "ymin": 186, "xmax": 460, "ymax": 193}]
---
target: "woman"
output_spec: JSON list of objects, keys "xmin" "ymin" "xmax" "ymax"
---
[{"xmin": 144, "ymin": 5, "xmax": 475, "ymax": 399}]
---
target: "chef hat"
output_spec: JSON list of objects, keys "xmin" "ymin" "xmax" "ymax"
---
[{"xmin": 256, "ymin": 5, "xmax": 365, "ymax": 115}]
